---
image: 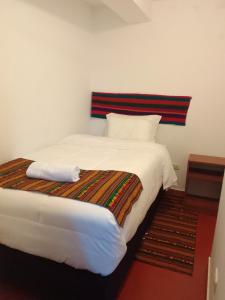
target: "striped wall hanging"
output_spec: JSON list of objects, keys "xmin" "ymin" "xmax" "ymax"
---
[{"xmin": 91, "ymin": 92, "xmax": 192, "ymax": 126}]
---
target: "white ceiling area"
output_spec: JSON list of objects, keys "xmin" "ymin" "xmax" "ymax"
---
[
  {"xmin": 84, "ymin": 0, "xmax": 102, "ymax": 6},
  {"xmin": 83, "ymin": 0, "xmax": 225, "ymax": 25},
  {"xmin": 83, "ymin": 0, "xmax": 152, "ymax": 23}
]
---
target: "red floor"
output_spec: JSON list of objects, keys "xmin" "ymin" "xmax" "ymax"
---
[{"xmin": 118, "ymin": 201, "xmax": 217, "ymax": 300}]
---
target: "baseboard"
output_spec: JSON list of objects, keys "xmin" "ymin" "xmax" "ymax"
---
[
  {"xmin": 207, "ymin": 256, "xmax": 212, "ymax": 300},
  {"xmin": 170, "ymin": 186, "xmax": 185, "ymax": 192}
]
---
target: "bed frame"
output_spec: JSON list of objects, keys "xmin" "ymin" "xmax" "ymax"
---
[{"xmin": 0, "ymin": 188, "xmax": 163, "ymax": 300}]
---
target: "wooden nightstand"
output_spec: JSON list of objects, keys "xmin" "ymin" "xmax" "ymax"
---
[{"xmin": 185, "ymin": 154, "xmax": 225, "ymax": 200}]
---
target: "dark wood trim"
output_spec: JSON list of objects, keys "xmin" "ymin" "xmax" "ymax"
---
[
  {"xmin": 186, "ymin": 154, "xmax": 225, "ymax": 200},
  {"xmin": 188, "ymin": 154, "xmax": 225, "ymax": 167}
]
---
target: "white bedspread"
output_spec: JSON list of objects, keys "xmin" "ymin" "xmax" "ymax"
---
[{"xmin": 0, "ymin": 134, "xmax": 177, "ymax": 276}]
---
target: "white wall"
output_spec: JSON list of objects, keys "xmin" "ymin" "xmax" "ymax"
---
[
  {"xmin": 0, "ymin": 2, "xmax": 10, "ymax": 161},
  {"xmin": 1, "ymin": 0, "xmax": 225, "ymax": 190},
  {"xmin": 208, "ymin": 174, "xmax": 225, "ymax": 300},
  {"xmin": 0, "ymin": 0, "xmax": 92, "ymax": 163},
  {"xmin": 90, "ymin": 0, "xmax": 225, "ymax": 189}
]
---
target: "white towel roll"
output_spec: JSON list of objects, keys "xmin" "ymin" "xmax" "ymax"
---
[{"xmin": 26, "ymin": 162, "xmax": 80, "ymax": 182}]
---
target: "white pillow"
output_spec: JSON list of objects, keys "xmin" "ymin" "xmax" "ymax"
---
[{"xmin": 106, "ymin": 113, "xmax": 161, "ymax": 142}]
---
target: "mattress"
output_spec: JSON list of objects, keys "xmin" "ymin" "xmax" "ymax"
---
[{"xmin": 0, "ymin": 134, "xmax": 177, "ymax": 276}]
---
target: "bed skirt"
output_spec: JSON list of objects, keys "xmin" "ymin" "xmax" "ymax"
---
[{"xmin": 0, "ymin": 188, "xmax": 163, "ymax": 300}]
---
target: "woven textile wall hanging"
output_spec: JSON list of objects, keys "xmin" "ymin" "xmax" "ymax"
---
[{"xmin": 91, "ymin": 92, "xmax": 192, "ymax": 126}]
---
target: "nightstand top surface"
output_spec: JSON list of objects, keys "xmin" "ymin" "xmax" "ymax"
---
[{"xmin": 189, "ymin": 154, "xmax": 225, "ymax": 167}]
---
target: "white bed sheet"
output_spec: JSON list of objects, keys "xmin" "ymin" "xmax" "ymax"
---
[{"xmin": 0, "ymin": 134, "xmax": 177, "ymax": 276}]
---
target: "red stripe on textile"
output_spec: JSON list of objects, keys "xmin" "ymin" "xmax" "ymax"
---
[
  {"xmin": 93, "ymin": 96, "xmax": 190, "ymax": 107},
  {"xmin": 162, "ymin": 117, "xmax": 185, "ymax": 123},
  {"xmin": 91, "ymin": 110, "xmax": 185, "ymax": 123},
  {"xmin": 91, "ymin": 110, "xmax": 108, "ymax": 115},
  {"xmin": 91, "ymin": 105, "xmax": 188, "ymax": 115}
]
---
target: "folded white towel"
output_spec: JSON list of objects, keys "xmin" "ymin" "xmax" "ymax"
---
[{"xmin": 26, "ymin": 162, "xmax": 80, "ymax": 182}]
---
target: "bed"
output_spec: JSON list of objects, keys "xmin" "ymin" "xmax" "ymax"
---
[{"xmin": 0, "ymin": 132, "xmax": 176, "ymax": 298}]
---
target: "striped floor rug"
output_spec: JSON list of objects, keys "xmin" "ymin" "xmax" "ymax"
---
[{"xmin": 135, "ymin": 193, "xmax": 198, "ymax": 275}]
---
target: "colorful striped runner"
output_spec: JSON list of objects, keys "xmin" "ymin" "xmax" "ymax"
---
[
  {"xmin": 91, "ymin": 92, "xmax": 192, "ymax": 126},
  {"xmin": 135, "ymin": 193, "xmax": 198, "ymax": 275},
  {"xmin": 0, "ymin": 158, "xmax": 143, "ymax": 226}
]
